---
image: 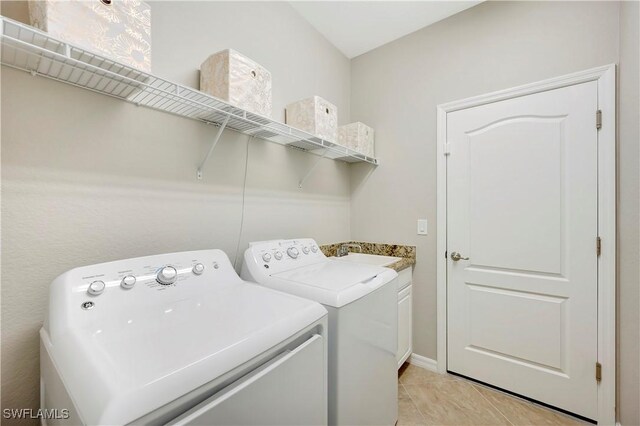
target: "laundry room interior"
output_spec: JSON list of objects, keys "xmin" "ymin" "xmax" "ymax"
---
[{"xmin": 0, "ymin": 1, "xmax": 638, "ymax": 425}]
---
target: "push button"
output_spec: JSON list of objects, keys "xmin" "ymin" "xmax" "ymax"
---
[
  {"xmin": 193, "ymin": 263, "xmax": 205, "ymax": 275},
  {"xmin": 121, "ymin": 275, "xmax": 136, "ymax": 289},
  {"xmin": 87, "ymin": 280, "xmax": 106, "ymax": 296}
]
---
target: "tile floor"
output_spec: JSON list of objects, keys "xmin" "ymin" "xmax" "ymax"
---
[{"xmin": 398, "ymin": 364, "xmax": 585, "ymax": 426}]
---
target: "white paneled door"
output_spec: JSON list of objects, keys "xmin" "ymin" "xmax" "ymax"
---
[{"xmin": 446, "ymin": 81, "xmax": 598, "ymax": 420}]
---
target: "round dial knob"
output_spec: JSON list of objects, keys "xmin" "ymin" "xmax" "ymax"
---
[
  {"xmin": 287, "ymin": 247, "xmax": 299, "ymax": 259},
  {"xmin": 274, "ymin": 251, "xmax": 283, "ymax": 260},
  {"xmin": 156, "ymin": 266, "xmax": 178, "ymax": 285},
  {"xmin": 121, "ymin": 275, "xmax": 136, "ymax": 289},
  {"xmin": 311, "ymin": 245, "xmax": 318, "ymax": 253},
  {"xmin": 192, "ymin": 263, "xmax": 205, "ymax": 275},
  {"xmin": 87, "ymin": 280, "xmax": 106, "ymax": 296},
  {"xmin": 302, "ymin": 246, "xmax": 310, "ymax": 254},
  {"xmin": 262, "ymin": 253, "xmax": 272, "ymax": 263}
]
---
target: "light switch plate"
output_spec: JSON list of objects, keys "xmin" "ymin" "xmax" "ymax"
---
[{"xmin": 417, "ymin": 219, "xmax": 428, "ymax": 235}]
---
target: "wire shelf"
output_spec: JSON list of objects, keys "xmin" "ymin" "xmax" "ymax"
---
[{"xmin": 0, "ymin": 16, "xmax": 378, "ymax": 166}]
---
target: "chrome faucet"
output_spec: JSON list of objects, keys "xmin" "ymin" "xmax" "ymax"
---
[{"xmin": 337, "ymin": 243, "xmax": 362, "ymax": 257}]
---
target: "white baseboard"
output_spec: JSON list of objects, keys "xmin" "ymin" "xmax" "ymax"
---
[{"xmin": 408, "ymin": 354, "xmax": 438, "ymax": 373}]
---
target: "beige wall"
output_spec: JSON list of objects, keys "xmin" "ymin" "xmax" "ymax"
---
[
  {"xmin": 1, "ymin": 1, "xmax": 352, "ymax": 418},
  {"xmin": 617, "ymin": 1, "xmax": 639, "ymax": 424},
  {"xmin": 350, "ymin": 1, "xmax": 638, "ymax": 424}
]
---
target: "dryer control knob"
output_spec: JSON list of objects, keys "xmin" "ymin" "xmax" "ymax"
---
[
  {"xmin": 287, "ymin": 247, "xmax": 299, "ymax": 259},
  {"xmin": 88, "ymin": 280, "xmax": 106, "ymax": 296},
  {"xmin": 121, "ymin": 275, "xmax": 136, "ymax": 289},
  {"xmin": 274, "ymin": 251, "xmax": 283, "ymax": 260},
  {"xmin": 302, "ymin": 246, "xmax": 310, "ymax": 254},
  {"xmin": 311, "ymin": 245, "xmax": 318, "ymax": 253},
  {"xmin": 157, "ymin": 266, "xmax": 178, "ymax": 285},
  {"xmin": 192, "ymin": 263, "xmax": 205, "ymax": 275},
  {"xmin": 262, "ymin": 253, "xmax": 272, "ymax": 263}
]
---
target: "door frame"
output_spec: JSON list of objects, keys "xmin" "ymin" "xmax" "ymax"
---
[{"xmin": 436, "ymin": 64, "xmax": 616, "ymax": 425}]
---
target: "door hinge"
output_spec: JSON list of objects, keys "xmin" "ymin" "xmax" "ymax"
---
[
  {"xmin": 596, "ymin": 110, "xmax": 602, "ymax": 130},
  {"xmin": 445, "ymin": 250, "xmax": 448, "ymax": 259},
  {"xmin": 596, "ymin": 362, "xmax": 602, "ymax": 382},
  {"xmin": 596, "ymin": 236, "xmax": 602, "ymax": 256},
  {"xmin": 443, "ymin": 142, "xmax": 451, "ymax": 156}
]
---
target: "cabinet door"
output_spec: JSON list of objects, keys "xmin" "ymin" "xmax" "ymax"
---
[
  {"xmin": 397, "ymin": 285, "xmax": 412, "ymax": 367},
  {"xmin": 171, "ymin": 335, "xmax": 326, "ymax": 426}
]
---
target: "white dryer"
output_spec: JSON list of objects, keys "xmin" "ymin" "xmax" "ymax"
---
[
  {"xmin": 40, "ymin": 249, "xmax": 328, "ymax": 425},
  {"xmin": 241, "ymin": 238, "xmax": 398, "ymax": 426}
]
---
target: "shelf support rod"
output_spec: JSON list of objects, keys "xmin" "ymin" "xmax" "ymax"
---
[
  {"xmin": 197, "ymin": 115, "xmax": 230, "ymax": 180},
  {"xmin": 298, "ymin": 149, "xmax": 329, "ymax": 189}
]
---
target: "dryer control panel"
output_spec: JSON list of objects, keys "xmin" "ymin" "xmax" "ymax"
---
[
  {"xmin": 245, "ymin": 238, "xmax": 326, "ymax": 275},
  {"xmin": 44, "ymin": 249, "xmax": 243, "ymax": 341},
  {"xmin": 70, "ymin": 250, "xmax": 232, "ymax": 298}
]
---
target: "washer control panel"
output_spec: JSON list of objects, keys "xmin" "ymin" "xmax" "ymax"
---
[{"xmin": 246, "ymin": 238, "xmax": 325, "ymax": 275}]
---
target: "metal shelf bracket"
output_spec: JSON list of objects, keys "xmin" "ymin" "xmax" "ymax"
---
[
  {"xmin": 298, "ymin": 149, "xmax": 329, "ymax": 189},
  {"xmin": 197, "ymin": 115, "xmax": 230, "ymax": 180}
]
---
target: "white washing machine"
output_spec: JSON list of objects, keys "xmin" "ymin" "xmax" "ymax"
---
[
  {"xmin": 241, "ymin": 238, "xmax": 398, "ymax": 426},
  {"xmin": 40, "ymin": 249, "xmax": 328, "ymax": 425}
]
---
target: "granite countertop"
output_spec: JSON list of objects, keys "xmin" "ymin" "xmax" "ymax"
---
[
  {"xmin": 386, "ymin": 257, "xmax": 415, "ymax": 272},
  {"xmin": 319, "ymin": 241, "xmax": 416, "ymax": 272}
]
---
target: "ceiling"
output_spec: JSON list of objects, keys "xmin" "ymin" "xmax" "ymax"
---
[{"xmin": 289, "ymin": 1, "xmax": 482, "ymax": 58}]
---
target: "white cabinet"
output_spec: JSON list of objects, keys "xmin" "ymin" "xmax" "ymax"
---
[{"xmin": 396, "ymin": 268, "xmax": 413, "ymax": 368}]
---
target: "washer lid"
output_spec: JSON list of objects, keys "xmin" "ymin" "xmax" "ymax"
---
[
  {"xmin": 272, "ymin": 260, "xmax": 397, "ymax": 307},
  {"xmin": 42, "ymin": 280, "xmax": 327, "ymax": 426}
]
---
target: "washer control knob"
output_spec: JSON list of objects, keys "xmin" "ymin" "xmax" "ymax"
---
[
  {"xmin": 311, "ymin": 245, "xmax": 318, "ymax": 253},
  {"xmin": 121, "ymin": 275, "xmax": 136, "ymax": 289},
  {"xmin": 157, "ymin": 266, "xmax": 178, "ymax": 285},
  {"xmin": 88, "ymin": 280, "xmax": 106, "ymax": 296},
  {"xmin": 274, "ymin": 251, "xmax": 283, "ymax": 260},
  {"xmin": 262, "ymin": 253, "xmax": 272, "ymax": 263},
  {"xmin": 302, "ymin": 246, "xmax": 310, "ymax": 254},
  {"xmin": 287, "ymin": 247, "xmax": 299, "ymax": 259},
  {"xmin": 192, "ymin": 263, "xmax": 205, "ymax": 275}
]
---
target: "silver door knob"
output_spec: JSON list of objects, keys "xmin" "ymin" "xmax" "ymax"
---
[{"xmin": 450, "ymin": 252, "xmax": 469, "ymax": 261}]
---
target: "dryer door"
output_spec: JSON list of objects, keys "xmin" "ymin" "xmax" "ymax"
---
[{"xmin": 170, "ymin": 334, "xmax": 326, "ymax": 426}]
